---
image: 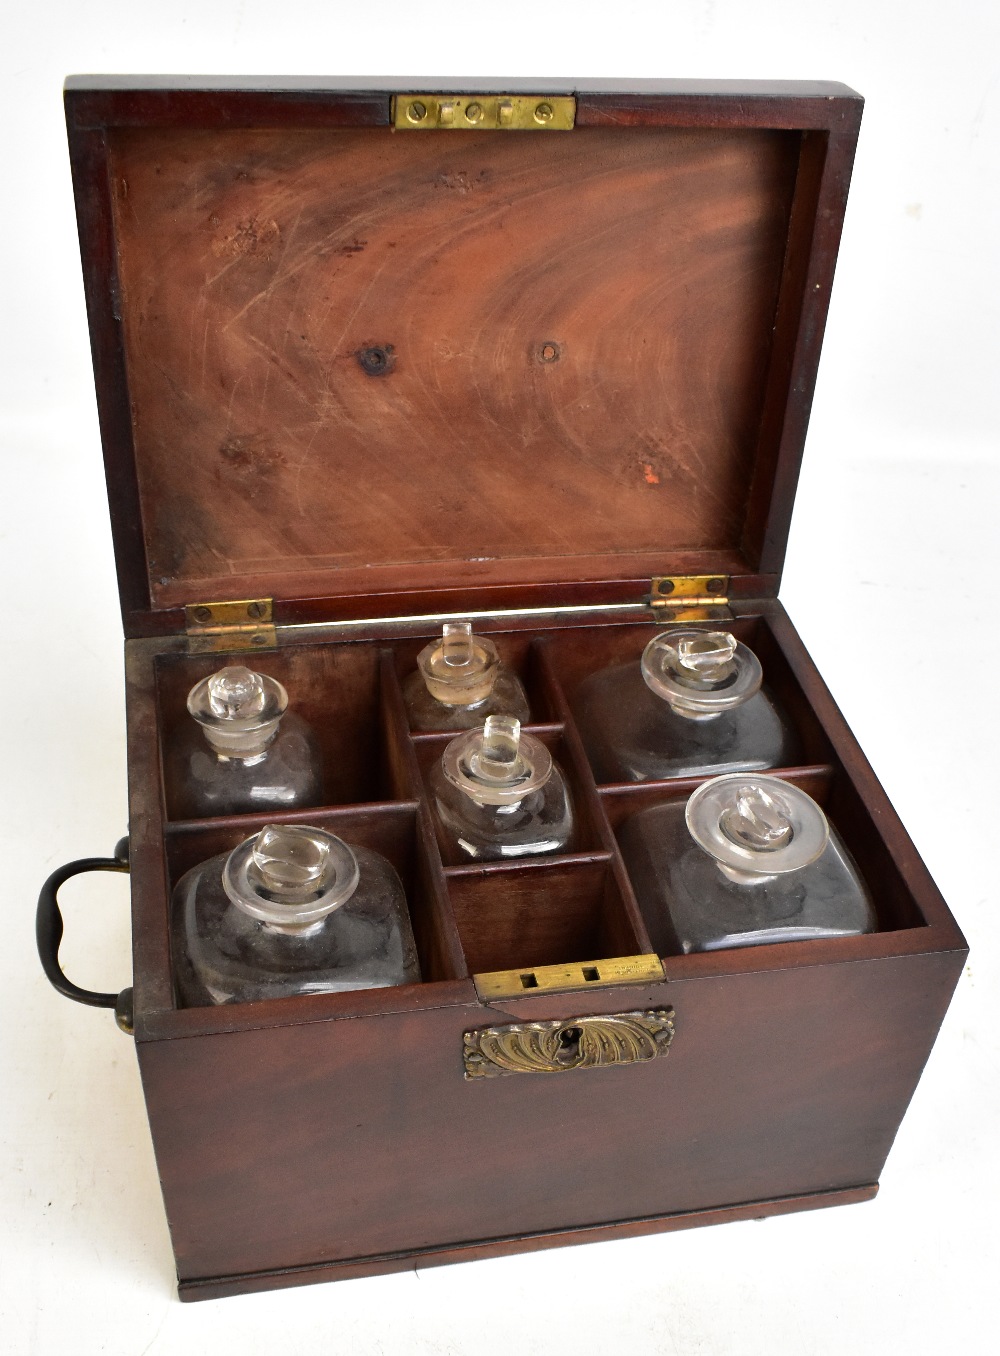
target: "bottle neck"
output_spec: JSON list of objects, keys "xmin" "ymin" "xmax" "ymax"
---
[{"xmin": 201, "ymin": 717, "xmax": 281, "ymax": 761}]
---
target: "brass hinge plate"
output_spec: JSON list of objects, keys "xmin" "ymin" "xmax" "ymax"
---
[
  {"xmin": 649, "ymin": 574, "xmax": 732, "ymax": 623},
  {"xmin": 474, "ymin": 953, "xmax": 665, "ymax": 1001},
  {"xmin": 392, "ymin": 94, "xmax": 576, "ymax": 132},
  {"xmin": 184, "ymin": 598, "xmax": 277, "ymax": 654}
]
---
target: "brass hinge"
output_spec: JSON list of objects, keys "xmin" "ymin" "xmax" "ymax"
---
[
  {"xmin": 184, "ymin": 598, "xmax": 277, "ymax": 654},
  {"xmin": 392, "ymin": 94, "xmax": 576, "ymax": 131},
  {"xmin": 474, "ymin": 953, "xmax": 664, "ymax": 1001},
  {"xmin": 649, "ymin": 575, "xmax": 732, "ymax": 623}
]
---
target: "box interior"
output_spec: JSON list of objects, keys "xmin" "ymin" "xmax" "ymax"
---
[{"xmin": 143, "ymin": 611, "xmax": 934, "ymax": 1021}]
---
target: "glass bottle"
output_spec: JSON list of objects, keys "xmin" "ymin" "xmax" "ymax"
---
[
  {"xmin": 168, "ymin": 665, "xmax": 323, "ymax": 818},
  {"xmin": 171, "ymin": 823, "xmax": 420, "ymax": 1006},
  {"xmin": 569, "ymin": 629, "xmax": 801, "ymax": 783},
  {"xmin": 619, "ymin": 774, "xmax": 876, "ymax": 955},
  {"xmin": 402, "ymin": 622, "xmax": 531, "ymax": 731},
  {"xmin": 430, "ymin": 715, "xmax": 574, "ymax": 860}
]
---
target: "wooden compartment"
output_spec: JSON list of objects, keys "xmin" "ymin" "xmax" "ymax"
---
[
  {"xmin": 540, "ymin": 613, "xmax": 836, "ymax": 779},
  {"xmin": 45, "ymin": 77, "xmax": 968, "ymax": 1303},
  {"xmin": 412, "ymin": 723, "xmax": 608, "ymax": 865},
  {"xmin": 443, "ymin": 858, "xmax": 647, "ymax": 975}
]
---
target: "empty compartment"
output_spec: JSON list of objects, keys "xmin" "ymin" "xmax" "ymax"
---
[
  {"xmin": 445, "ymin": 858, "xmax": 644, "ymax": 976},
  {"xmin": 164, "ymin": 803, "xmax": 465, "ymax": 1006},
  {"xmin": 156, "ymin": 639, "xmax": 413, "ymax": 820}
]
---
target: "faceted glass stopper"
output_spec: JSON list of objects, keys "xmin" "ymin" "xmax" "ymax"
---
[
  {"xmin": 720, "ymin": 784, "xmax": 794, "ymax": 852},
  {"xmin": 441, "ymin": 716, "xmax": 554, "ymax": 805},
  {"xmin": 685, "ymin": 774, "xmax": 830, "ymax": 879},
  {"xmin": 674, "ymin": 632, "xmax": 738, "ymax": 684},
  {"xmin": 252, "ymin": 824, "xmax": 332, "ymax": 896},
  {"xmin": 417, "ymin": 623, "xmax": 500, "ymax": 705},
  {"xmin": 187, "ymin": 665, "xmax": 288, "ymax": 745},
  {"xmin": 207, "ymin": 666, "xmax": 267, "ymax": 720},
  {"xmin": 641, "ymin": 628, "xmax": 762, "ymax": 715},
  {"xmin": 224, "ymin": 824, "xmax": 361, "ymax": 928}
]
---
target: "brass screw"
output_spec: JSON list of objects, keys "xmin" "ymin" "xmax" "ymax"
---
[
  {"xmin": 407, "ymin": 101, "xmax": 427, "ymax": 123},
  {"xmin": 465, "ymin": 101, "xmax": 484, "ymax": 124},
  {"xmin": 657, "ymin": 580, "xmax": 675, "ymax": 595},
  {"xmin": 534, "ymin": 102, "xmax": 555, "ymax": 124},
  {"xmin": 706, "ymin": 578, "xmax": 725, "ymax": 595},
  {"xmin": 246, "ymin": 601, "xmax": 267, "ymax": 620},
  {"xmin": 193, "ymin": 606, "xmax": 212, "ymax": 623}
]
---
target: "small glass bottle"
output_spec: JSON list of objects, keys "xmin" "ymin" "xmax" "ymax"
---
[
  {"xmin": 430, "ymin": 715, "xmax": 574, "ymax": 860},
  {"xmin": 570, "ymin": 629, "xmax": 800, "ymax": 783},
  {"xmin": 171, "ymin": 823, "xmax": 420, "ymax": 1006},
  {"xmin": 619, "ymin": 774, "xmax": 876, "ymax": 955},
  {"xmin": 168, "ymin": 665, "xmax": 323, "ymax": 818},
  {"xmin": 402, "ymin": 622, "xmax": 531, "ymax": 731}
]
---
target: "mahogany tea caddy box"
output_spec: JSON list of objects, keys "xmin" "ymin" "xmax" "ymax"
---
[{"xmin": 40, "ymin": 76, "xmax": 967, "ymax": 1301}]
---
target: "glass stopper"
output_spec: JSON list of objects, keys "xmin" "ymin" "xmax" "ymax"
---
[
  {"xmin": 251, "ymin": 824, "xmax": 331, "ymax": 894},
  {"xmin": 476, "ymin": 715, "xmax": 522, "ymax": 778},
  {"xmin": 207, "ymin": 666, "xmax": 267, "ymax": 720},
  {"xmin": 685, "ymin": 773, "xmax": 829, "ymax": 879},
  {"xmin": 720, "ymin": 783, "xmax": 794, "ymax": 852},
  {"xmin": 441, "ymin": 622, "xmax": 476, "ymax": 668},
  {"xmin": 224, "ymin": 824, "xmax": 361, "ymax": 928},
  {"xmin": 675, "ymin": 632, "xmax": 738, "ymax": 682},
  {"xmin": 441, "ymin": 719, "xmax": 553, "ymax": 805},
  {"xmin": 417, "ymin": 623, "xmax": 500, "ymax": 706},
  {"xmin": 641, "ymin": 628, "xmax": 762, "ymax": 716}
]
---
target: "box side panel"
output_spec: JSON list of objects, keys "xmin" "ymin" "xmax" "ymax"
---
[{"xmin": 138, "ymin": 946, "xmax": 963, "ymax": 1284}]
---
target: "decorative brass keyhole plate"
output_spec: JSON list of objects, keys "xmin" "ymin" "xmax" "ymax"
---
[{"xmin": 463, "ymin": 1008, "xmax": 675, "ymax": 1078}]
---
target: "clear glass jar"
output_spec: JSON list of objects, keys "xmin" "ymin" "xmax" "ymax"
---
[
  {"xmin": 171, "ymin": 823, "xmax": 420, "ymax": 1005},
  {"xmin": 619, "ymin": 774, "xmax": 876, "ymax": 954},
  {"xmin": 402, "ymin": 622, "xmax": 530, "ymax": 731},
  {"xmin": 430, "ymin": 715, "xmax": 574, "ymax": 860},
  {"xmin": 570, "ymin": 629, "xmax": 800, "ymax": 782},
  {"xmin": 167, "ymin": 665, "xmax": 324, "ymax": 818}
]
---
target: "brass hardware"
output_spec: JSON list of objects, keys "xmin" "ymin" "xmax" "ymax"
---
[
  {"xmin": 650, "ymin": 575, "xmax": 732, "ymax": 623},
  {"xmin": 464, "ymin": 1008, "xmax": 675, "ymax": 1078},
  {"xmin": 184, "ymin": 598, "xmax": 277, "ymax": 654},
  {"xmin": 474, "ymin": 953, "xmax": 664, "ymax": 1001},
  {"xmin": 392, "ymin": 94, "xmax": 576, "ymax": 131}
]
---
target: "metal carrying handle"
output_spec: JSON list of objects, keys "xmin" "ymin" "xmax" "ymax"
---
[{"xmin": 36, "ymin": 836, "xmax": 134, "ymax": 1034}]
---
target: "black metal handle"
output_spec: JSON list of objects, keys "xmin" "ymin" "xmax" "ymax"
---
[{"xmin": 37, "ymin": 836, "xmax": 134, "ymax": 1033}]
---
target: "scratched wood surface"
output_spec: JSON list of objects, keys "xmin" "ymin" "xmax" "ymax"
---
[{"xmin": 108, "ymin": 126, "xmax": 799, "ymax": 609}]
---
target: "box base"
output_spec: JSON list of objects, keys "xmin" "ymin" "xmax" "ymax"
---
[{"xmin": 178, "ymin": 1182, "xmax": 879, "ymax": 1301}]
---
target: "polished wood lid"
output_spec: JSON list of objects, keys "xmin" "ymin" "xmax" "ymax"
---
[{"xmin": 66, "ymin": 80, "xmax": 862, "ymax": 635}]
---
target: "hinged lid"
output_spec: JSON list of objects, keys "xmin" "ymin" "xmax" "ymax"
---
[{"xmin": 65, "ymin": 77, "xmax": 862, "ymax": 638}]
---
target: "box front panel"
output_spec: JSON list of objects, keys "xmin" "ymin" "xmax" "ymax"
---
[{"xmin": 139, "ymin": 944, "xmax": 961, "ymax": 1284}]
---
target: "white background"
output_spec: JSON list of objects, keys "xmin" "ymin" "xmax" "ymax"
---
[{"xmin": 2, "ymin": 3, "xmax": 997, "ymax": 1353}]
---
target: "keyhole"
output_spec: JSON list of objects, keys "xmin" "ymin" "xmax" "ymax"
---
[{"xmin": 556, "ymin": 1025, "xmax": 583, "ymax": 1064}]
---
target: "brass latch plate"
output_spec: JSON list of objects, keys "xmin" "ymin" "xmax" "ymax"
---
[
  {"xmin": 464, "ymin": 1008, "xmax": 675, "ymax": 1078},
  {"xmin": 392, "ymin": 94, "xmax": 576, "ymax": 131},
  {"xmin": 650, "ymin": 574, "xmax": 732, "ymax": 623},
  {"xmin": 184, "ymin": 598, "xmax": 276, "ymax": 654},
  {"xmin": 474, "ymin": 953, "xmax": 664, "ymax": 1001}
]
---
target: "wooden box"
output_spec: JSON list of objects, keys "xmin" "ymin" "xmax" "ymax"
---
[{"xmin": 41, "ymin": 76, "xmax": 967, "ymax": 1301}]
